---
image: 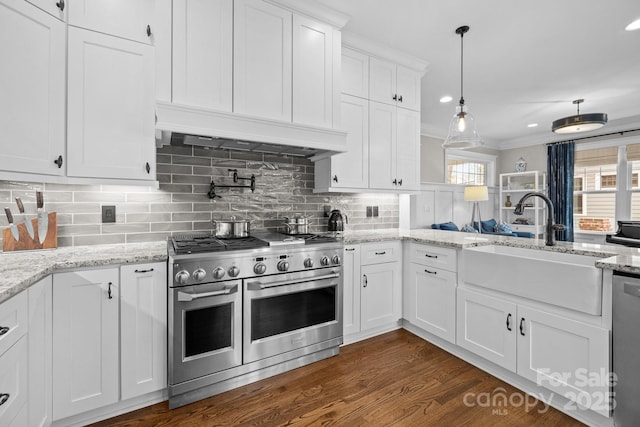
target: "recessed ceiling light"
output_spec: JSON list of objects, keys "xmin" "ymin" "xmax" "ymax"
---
[
  {"xmin": 527, "ymin": 123, "xmax": 538, "ymax": 128},
  {"xmin": 626, "ymin": 18, "xmax": 640, "ymax": 31},
  {"xmin": 440, "ymin": 95, "xmax": 453, "ymax": 103}
]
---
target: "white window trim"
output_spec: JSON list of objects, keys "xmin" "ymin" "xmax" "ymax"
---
[{"xmin": 444, "ymin": 150, "xmax": 497, "ymax": 186}]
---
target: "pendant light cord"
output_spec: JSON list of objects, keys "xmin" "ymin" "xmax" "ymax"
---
[{"xmin": 460, "ymin": 30, "xmax": 464, "ymax": 106}]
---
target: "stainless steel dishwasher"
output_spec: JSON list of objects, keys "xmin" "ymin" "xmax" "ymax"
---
[{"xmin": 613, "ymin": 271, "xmax": 640, "ymax": 426}]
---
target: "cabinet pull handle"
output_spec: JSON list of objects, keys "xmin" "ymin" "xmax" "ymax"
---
[
  {"xmin": 0, "ymin": 326, "xmax": 9, "ymax": 336},
  {"xmin": 345, "ymin": 248, "xmax": 355, "ymax": 252},
  {"xmin": 108, "ymin": 282, "xmax": 113, "ymax": 299},
  {"xmin": 392, "ymin": 94, "xmax": 398, "ymax": 101},
  {"xmin": 375, "ymin": 251, "xmax": 386, "ymax": 255},
  {"xmin": 55, "ymin": 0, "xmax": 64, "ymax": 11},
  {"xmin": 145, "ymin": 162, "xmax": 151, "ymax": 174},
  {"xmin": 398, "ymin": 179, "xmax": 403, "ymax": 186},
  {"xmin": 424, "ymin": 253, "xmax": 438, "ymax": 259},
  {"xmin": 54, "ymin": 155, "xmax": 63, "ymax": 168},
  {"xmin": 134, "ymin": 268, "xmax": 154, "ymax": 273},
  {"xmin": 0, "ymin": 393, "xmax": 9, "ymax": 406},
  {"xmin": 363, "ymin": 274, "xmax": 368, "ymax": 287},
  {"xmin": 146, "ymin": 25, "xmax": 152, "ymax": 37},
  {"xmin": 424, "ymin": 269, "xmax": 437, "ymax": 275},
  {"xmin": 519, "ymin": 318, "xmax": 525, "ymax": 336},
  {"xmin": 506, "ymin": 313, "xmax": 512, "ymax": 331},
  {"xmin": 333, "ymin": 175, "xmax": 338, "ymax": 183},
  {"xmin": 398, "ymin": 95, "xmax": 403, "ymax": 103},
  {"xmin": 393, "ymin": 179, "xmax": 398, "ymax": 185}
]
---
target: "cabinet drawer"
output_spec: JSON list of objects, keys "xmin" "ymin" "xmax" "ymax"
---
[
  {"xmin": 0, "ymin": 291, "xmax": 27, "ymax": 356},
  {"xmin": 361, "ymin": 241, "xmax": 401, "ymax": 265},
  {"xmin": 410, "ymin": 243, "xmax": 457, "ymax": 272},
  {"xmin": 0, "ymin": 337, "xmax": 28, "ymax": 425}
]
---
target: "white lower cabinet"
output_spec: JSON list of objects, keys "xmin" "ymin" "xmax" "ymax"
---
[
  {"xmin": 457, "ymin": 287, "xmax": 610, "ymax": 416},
  {"xmin": 120, "ymin": 263, "xmax": 167, "ymax": 400},
  {"xmin": 52, "ymin": 268, "xmax": 120, "ymax": 420}
]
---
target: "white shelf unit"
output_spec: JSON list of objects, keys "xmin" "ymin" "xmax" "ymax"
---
[{"xmin": 499, "ymin": 171, "xmax": 546, "ymax": 237}]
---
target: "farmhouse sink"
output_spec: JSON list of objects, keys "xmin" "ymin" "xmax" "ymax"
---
[{"xmin": 462, "ymin": 245, "xmax": 603, "ymax": 315}]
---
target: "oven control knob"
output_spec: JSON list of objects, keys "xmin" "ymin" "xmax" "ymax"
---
[
  {"xmin": 212, "ymin": 267, "xmax": 226, "ymax": 280},
  {"xmin": 332, "ymin": 255, "xmax": 341, "ymax": 265},
  {"xmin": 304, "ymin": 258, "xmax": 314, "ymax": 268},
  {"xmin": 228, "ymin": 266, "xmax": 240, "ymax": 277},
  {"xmin": 254, "ymin": 263, "xmax": 267, "ymax": 275},
  {"xmin": 175, "ymin": 270, "xmax": 190, "ymax": 285},
  {"xmin": 193, "ymin": 268, "xmax": 206, "ymax": 282},
  {"xmin": 277, "ymin": 260, "xmax": 289, "ymax": 272},
  {"xmin": 320, "ymin": 256, "xmax": 329, "ymax": 266}
]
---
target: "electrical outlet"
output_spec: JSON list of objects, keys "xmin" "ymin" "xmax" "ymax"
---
[
  {"xmin": 373, "ymin": 206, "xmax": 379, "ymax": 217},
  {"xmin": 323, "ymin": 205, "xmax": 332, "ymax": 217},
  {"xmin": 102, "ymin": 205, "xmax": 116, "ymax": 223},
  {"xmin": 366, "ymin": 206, "xmax": 373, "ymax": 218}
]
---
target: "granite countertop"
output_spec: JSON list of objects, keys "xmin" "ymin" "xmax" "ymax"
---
[{"xmin": 3, "ymin": 228, "xmax": 640, "ymax": 305}]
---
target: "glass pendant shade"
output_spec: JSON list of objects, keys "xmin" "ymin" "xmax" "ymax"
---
[{"xmin": 443, "ymin": 104, "xmax": 483, "ymax": 148}]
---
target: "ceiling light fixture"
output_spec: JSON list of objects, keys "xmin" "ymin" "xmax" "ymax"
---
[
  {"xmin": 440, "ymin": 95, "xmax": 453, "ymax": 103},
  {"xmin": 551, "ymin": 99, "xmax": 608, "ymax": 134},
  {"xmin": 527, "ymin": 123, "xmax": 538, "ymax": 128},
  {"xmin": 626, "ymin": 18, "xmax": 640, "ymax": 31},
  {"xmin": 442, "ymin": 25, "xmax": 483, "ymax": 149}
]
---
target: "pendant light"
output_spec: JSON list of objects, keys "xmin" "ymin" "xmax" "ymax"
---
[
  {"xmin": 442, "ymin": 25, "xmax": 483, "ymax": 149},
  {"xmin": 551, "ymin": 99, "xmax": 608, "ymax": 134}
]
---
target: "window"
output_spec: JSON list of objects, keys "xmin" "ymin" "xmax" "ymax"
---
[
  {"xmin": 445, "ymin": 150, "xmax": 496, "ymax": 186},
  {"xmin": 574, "ymin": 177, "xmax": 585, "ymax": 215},
  {"xmin": 600, "ymin": 174, "xmax": 616, "ymax": 189}
]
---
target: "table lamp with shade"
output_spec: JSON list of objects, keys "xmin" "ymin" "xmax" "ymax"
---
[{"xmin": 464, "ymin": 185, "xmax": 489, "ymax": 232}]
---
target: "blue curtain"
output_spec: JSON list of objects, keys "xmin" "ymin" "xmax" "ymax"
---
[{"xmin": 547, "ymin": 141, "xmax": 575, "ymax": 242}]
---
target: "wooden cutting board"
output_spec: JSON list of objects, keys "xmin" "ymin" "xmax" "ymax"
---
[{"xmin": 2, "ymin": 212, "xmax": 57, "ymax": 251}]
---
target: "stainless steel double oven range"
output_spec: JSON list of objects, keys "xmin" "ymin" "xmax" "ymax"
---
[{"xmin": 168, "ymin": 231, "xmax": 343, "ymax": 408}]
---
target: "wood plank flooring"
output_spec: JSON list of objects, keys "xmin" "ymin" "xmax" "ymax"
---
[{"xmin": 91, "ymin": 329, "xmax": 585, "ymax": 426}]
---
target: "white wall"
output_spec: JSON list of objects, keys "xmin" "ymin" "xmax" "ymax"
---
[{"xmin": 498, "ymin": 144, "xmax": 547, "ymax": 175}]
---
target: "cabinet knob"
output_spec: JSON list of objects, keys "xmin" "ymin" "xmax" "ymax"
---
[
  {"xmin": 398, "ymin": 179, "xmax": 403, "ymax": 186},
  {"xmin": 0, "ymin": 393, "xmax": 10, "ymax": 407},
  {"xmin": 54, "ymin": 155, "xmax": 63, "ymax": 168},
  {"xmin": 145, "ymin": 162, "xmax": 151, "ymax": 174},
  {"xmin": 56, "ymin": 0, "xmax": 65, "ymax": 11},
  {"xmin": 333, "ymin": 175, "xmax": 338, "ymax": 183},
  {"xmin": 0, "ymin": 326, "xmax": 9, "ymax": 337},
  {"xmin": 146, "ymin": 25, "xmax": 152, "ymax": 37},
  {"xmin": 398, "ymin": 95, "xmax": 403, "ymax": 103},
  {"xmin": 392, "ymin": 94, "xmax": 397, "ymax": 101},
  {"xmin": 107, "ymin": 282, "xmax": 113, "ymax": 299},
  {"xmin": 393, "ymin": 179, "xmax": 397, "ymax": 185}
]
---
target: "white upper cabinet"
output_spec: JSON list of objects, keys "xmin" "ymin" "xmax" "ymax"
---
[
  {"xmin": 66, "ymin": 27, "xmax": 156, "ymax": 181},
  {"xmin": 370, "ymin": 57, "xmax": 421, "ymax": 111},
  {"xmin": 341, "ymin": 47, "xmax": 369, "ymax": 99},
  {"xmin": 395, "ymin": 107, "xmax": 421, "ymax": 190},
  {"xmin": 67, "ymin": 0, "xmax": 155, "ymax": 44},
  {"xmin": 292, "ymin": 14, "xmax": 334, "ymax": 127},
  {"xmin": 369, "ymin": 101, "xmax": 397, "ymax": 190},
  {"xmin": 172, "ymin": 0, "xmax": 232, "ymax": 111},
  {"xmin": 25, "ymin": 0, "xmax": 65, "ymax": 20},
  {"xmin": 0, "ymin": 0, "xmax": 65, "ymax": 177},
  {"xmin": 234, "ymin": 0, "xmax": 292, "ymax": 122}
]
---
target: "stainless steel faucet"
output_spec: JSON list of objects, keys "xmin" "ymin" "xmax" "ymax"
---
[{"xmin": 514, "ymin": 192, "xmax": 565, "ymax": 246}]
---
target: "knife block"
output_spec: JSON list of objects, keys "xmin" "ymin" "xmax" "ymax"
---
[{"xmin": 2, "ymin": 212, "xmax": 57, "ymax": 252}]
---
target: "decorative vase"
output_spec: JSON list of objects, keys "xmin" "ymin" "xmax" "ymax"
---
[{"xmin": 505, "ymin": 195, "xmax": 512, "ymax": 207}]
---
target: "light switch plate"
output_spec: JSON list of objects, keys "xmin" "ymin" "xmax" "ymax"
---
[
  {"xmin": 102, "ymin": 205, "xmax": 116, "ymax": 223},
  {"xmin": 366, "ymin": 206, "xmax": 373, "ymax": 218},
  {"xmin": 373, "ymin": 206, "xmax": 379, "ymax": 217}
]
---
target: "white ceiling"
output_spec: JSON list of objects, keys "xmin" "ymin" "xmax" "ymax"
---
[{"xmin": 314, "ymin": 0, "xmax": 640, "ymax": 149}]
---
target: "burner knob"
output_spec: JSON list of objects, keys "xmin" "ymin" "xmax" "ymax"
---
[
  {"xmin": 320, "ymin": 256, "xmax": 329, "ymax": 266},
  {"xmin": 277, "ymin": 260, "xmax": 289, "ymax": 272},
  {"xmin": 175, "ymin": 270, "xmax": 190, "ymax": 285},
  {"xmin": 228, "ymin": 266, "xmax": 240, "ymax": 278},
  {"xmin": 304, "ymin": 258, "xmax": 314, "ymax": 268},
  {"xmin": 332, "ymin": 255, "xmax": 341, "ymax": 265},
  {"xmin": 212, "ymin": 267, "xmax": 225, "ymax": 280},
  {"xmin": 254, "ymin": 263, "xmax": 267, "ymax": 275},
  {"xmin": 193, "ymin": 268, "xmax": 206, "ymax": 282}
]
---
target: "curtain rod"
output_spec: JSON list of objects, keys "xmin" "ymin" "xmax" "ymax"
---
[{"xmin": 547, "ymin": 128, "xmax": 640, "ymax": 145}]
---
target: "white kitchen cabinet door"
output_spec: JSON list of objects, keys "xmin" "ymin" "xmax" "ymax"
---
[
  {"xmin": 517, "ymin": 305, "xmax": 610, "ymax": 417},
  {"xmin": 292, "ymin": 14, "xmax": 333, "ymax": 127},
  {"xmin": 361, "ymin": 262, "xmax": 402, "ymax": 331},
  {"xmin": 0, "ymin": 337, "xmax": 27, "ymax": 426},
  {"xmin": 28, "ymin": 276, "xmax": 53, "ymax": 427},
  {"xmin": 172, "ymin": 0, "xmax": 232, "ymax": 111},
  {"xmin": 342, "ymin": 245, "xmax": 361, "ymax": 337},
  {"xmin": 52, "ymin": 268, "xmax": 119, "ymax": 420},
  {"xmin": 456, "ymin": 288, "xmax": 517, "ymax": 372},
  {"xmin": 67, "ymin": 27, "xmax": 156, "ymax": 181},
  {"xmin": 395, "ymin": 66, "xmax": 421, "ymax": 111},
  {"xmin": 330, "ymin": 95, "xmax": 369, "ymax": 189},
  {"xmin": 395, "ymin": 107, "xmax": 420, "ymax": 190},
  {"xmin": 342, "ymin": 47, "xmax": 369, "ymax": 99},
  {"xmin": 234, "ymin": 0, "xmax": 292, "ymax": 122},
  {"xmin": 25, "ymin": 0, "xmax": 65, "ymax": 20},
  {"xmin": 67, "ymin": 0, "xmax": 155, "ymax": 44},
  {"xmin": 368, "ymin": 101, "xmax": 396, "ymax": 190},
  {"xmin": 407, "ymin": 263, "xmax": 456, "ymax": 343},
  {"xmin": 0, "ymin": 0, "xmax": 65, "ymax": 177},
  {"xmin": 120, "ymin": 263, "xmax": 167, "ymax": 400},
  {"xmin": 369, "ymin": 57, "xmax": 397, "ymax": 107}
]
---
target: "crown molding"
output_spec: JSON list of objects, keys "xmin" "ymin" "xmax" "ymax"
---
[
  {"xmin": 265, "ymin": 0, "xmax": 350, "ymax": 28},
  {"xmin": 342, "ymin": 31, "xmax": 429, "ymax": 74}
]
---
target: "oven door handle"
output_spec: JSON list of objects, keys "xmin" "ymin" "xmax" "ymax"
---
[
  {"xmin": 247, "ymin": 272, "xmax": 340, "ymax": 290},
  {"xmin": 177, "ymin": 284, "xmax": 238, "ymax": 302}
]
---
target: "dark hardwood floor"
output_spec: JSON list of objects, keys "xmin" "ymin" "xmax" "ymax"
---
[{"xmin": 92, "ymin": 329, "xmax": 584, "ymax": 426}]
